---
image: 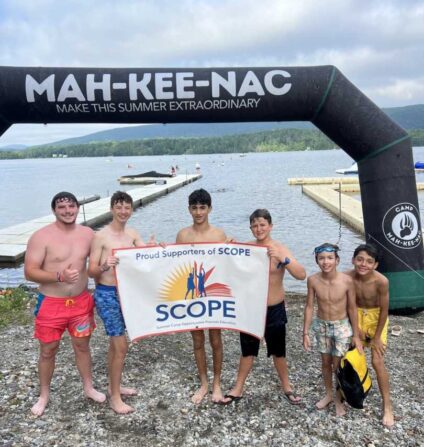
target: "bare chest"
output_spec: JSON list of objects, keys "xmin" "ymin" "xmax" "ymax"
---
[
  {"xmin": 354, "ymin": 280, "xmax": 379, "ymax": 307},
  {"xmin": 45, "ymin": 233, "xmax": 90, "ymax": 265},
  {"xmin": 316, "ymin": 282, "xmax": 348, "ymax": 304},
  {"xmin": 104, "ymin": 232, "xmax": 136, "ymax": 252}
]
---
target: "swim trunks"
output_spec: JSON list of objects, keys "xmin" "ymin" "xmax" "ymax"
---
[
  {"xmin": 93, "ymin": 284, "xmax": 126, "ymax": 336},
  {"xmin": 358, "ymin": 307, "xmax": 388, "ymax": 347},
  {"xmin": 240, "ymin": 301, "xmax": 287, "ymax": 358},
  {"xmin": 312, "ymin": 317, "xmax": 352, "ymax": 357},
  {"xmin": 34, "ymin": 289, "xmax": 96, "ymax": 343}
]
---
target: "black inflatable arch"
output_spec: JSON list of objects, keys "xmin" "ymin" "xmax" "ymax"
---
[{"xmin": 0, "ymin": 65, "xmax": 423, "ymax": 310}]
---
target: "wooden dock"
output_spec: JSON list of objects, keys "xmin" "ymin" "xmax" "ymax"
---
[
  {"xmin": 288, "ymin": 177, "xmax": 424, "ymax": 235},
  {"xmin": 0, "ymin": 174, "xmax": 201, "ymax": 264},
  {"xmin": 301, "ymin": 184, "xmax": 364, "ymax": 233}
]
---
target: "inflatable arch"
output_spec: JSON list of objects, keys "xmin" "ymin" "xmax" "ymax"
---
[{"xmin": 0, "ymin": 65, "xmax": 423, "ymax": 311}]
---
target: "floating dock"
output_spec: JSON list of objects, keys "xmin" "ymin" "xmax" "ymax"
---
[
  {"xmin": 0, "ymin": 174, "xmax": 201, "ymax": 264},
  {"xmin": 288, "ymin": 177, "xmax": 424, "ymax": 235}
]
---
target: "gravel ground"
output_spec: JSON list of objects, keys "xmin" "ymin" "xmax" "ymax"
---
[{"xmin": 0, "ymin": 292, "xmax": 423, "ymax": 447}]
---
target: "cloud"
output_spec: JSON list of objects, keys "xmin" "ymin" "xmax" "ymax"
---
[
  {"xmin": 373, "ymin": 77, "xmax": 424, "ymax": 104},
  {"xmin": 0, "ymin": 0, "xmax": 423, "ymax": 144}
]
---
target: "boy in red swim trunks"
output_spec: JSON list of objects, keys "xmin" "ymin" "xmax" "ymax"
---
[{"xmin": 25, "ymin": 192, "xmax": 106, "ymax": 416}]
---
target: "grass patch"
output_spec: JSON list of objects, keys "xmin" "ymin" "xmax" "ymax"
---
[{"xmin": 0, "ymin": 287, "xmax": 35, "ymax": 328}]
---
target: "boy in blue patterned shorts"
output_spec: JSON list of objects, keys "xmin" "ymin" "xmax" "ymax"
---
[
  {"xmin": 88, "ymin": 191, "xmax": 154, "ymax": 414},
  {"xmin": 303, "ymin": 243, "xmax": 362, "ymax": 417}
]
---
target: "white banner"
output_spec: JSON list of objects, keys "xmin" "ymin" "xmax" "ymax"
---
[{"xmin": 114, "ymin": 243, "xmax": 270, "ymax": 342}]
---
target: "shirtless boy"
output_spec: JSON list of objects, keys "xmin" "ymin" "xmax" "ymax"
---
[
  {"xmin": 304, "ymin": 243, "xmax": 362, "ymax": 417},
  {"xmin": 346, "ymin": 243, "xmax": 394, "ymax": 427},
  {"xmin": 176, "ymin": 189, "xmax": 230, "ymax": 405},
  {"xmin": 24, "ymin": 192, "xmax": 106, "ymax": 416},
  {"xmin": 88, "ymin": 191, "xmax": 152, "ymax": 414},
  {"xmin": 226, "ymin": 209, "xmax": 306, "ymax": 405}
]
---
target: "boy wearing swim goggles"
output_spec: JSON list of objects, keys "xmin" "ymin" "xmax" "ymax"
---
[{"xmin": 303, "ymin": 243, "xmax": 362, "ymax": 417}]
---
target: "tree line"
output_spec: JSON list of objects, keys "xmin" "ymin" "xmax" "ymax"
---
[{"xmin": 1, "ymin": 128, "xmax": 424, "ymax": 160}]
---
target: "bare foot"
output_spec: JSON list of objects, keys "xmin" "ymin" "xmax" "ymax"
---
[
  {"xmin": 31, "ymin": 396, "xmax": 49, "ymax": 416},
  {"xmin": 316, "ymin": 395, "xmax": 333, "ymax": 410},
  {"xmin": 191, "ymin": 384, "xmax": 208, "ymax": 405},
  {"xmin": 119, "ymin": 386, "xmax": 137, "ymax": 396},
  {"xmin": 84, "ymin": 387, "xmax": 107, "ymax": 403},
  {"xmin": 110, "ymin": 396, "xmax": 135, "ymax": 414},
  {"xmin": 382, "ymin": 409, "xmax": 395, "ymax": 428},
  {"xmin": 108, "ymin": 386, "xmax": 137, "ymax": 396},
  {"xmin": 335, "ymin": 400, "xmax": 346, "ymax": 417}
]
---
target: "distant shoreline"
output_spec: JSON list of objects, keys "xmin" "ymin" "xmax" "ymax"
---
[{"xmin": 1, "ymin": 128, "xmax": 424, "ymax": 160}]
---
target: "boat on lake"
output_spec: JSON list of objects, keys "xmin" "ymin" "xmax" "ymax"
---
[
  {"xmin": 335, "ymin": 162, "xmax": 358, "ymax": 174},
  {"xmin": 336, "ymin": 160, "xmax": 424, "ymax": 174},
  {"xmin": 118, "ymin": 170, "xmax": 173, "ymax": 185}
]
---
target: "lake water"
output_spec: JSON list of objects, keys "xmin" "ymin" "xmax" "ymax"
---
[{"xmin": 1, "ymin": 147, "xmax": 423, "ymax": 291}]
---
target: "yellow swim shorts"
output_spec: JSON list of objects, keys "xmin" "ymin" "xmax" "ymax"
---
[{"xmin": 357, "ymin": 307, "xmax": 388, "ymax": 347}]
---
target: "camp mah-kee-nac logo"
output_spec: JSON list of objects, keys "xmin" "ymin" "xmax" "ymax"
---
[{"xmin": 382, "ymin": 203, "xmax": 422, "ymax": 249}]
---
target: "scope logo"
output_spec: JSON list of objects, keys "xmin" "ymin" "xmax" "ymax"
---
[
  {"xmin": 156, "ymin": 261, "xmax": 234, "ymax": 322},
  {"xmin": 159, "ymin": 261, "xmax": 232, "ymax": 302}
]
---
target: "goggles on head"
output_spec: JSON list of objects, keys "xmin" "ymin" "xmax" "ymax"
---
[{"xmin": 314, "ymin": 245, "xmax": 339, "ymax": 255}]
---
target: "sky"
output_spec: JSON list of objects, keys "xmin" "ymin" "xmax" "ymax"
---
[{"xmin": 0, "ymin": 0, "xmax": 423, "ymax": 146}]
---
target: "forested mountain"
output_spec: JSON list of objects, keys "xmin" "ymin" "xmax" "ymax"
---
[
  {"xmin": 35, "ymin": 104, "xmax": 424, "ymax": 147},
  {"xmin": 1, "ymin": 127, "xmax": 423, "ymax": 160},
  {"xmin": 0, "ymin": 104, "xmax": 423, "ymax": 159}
]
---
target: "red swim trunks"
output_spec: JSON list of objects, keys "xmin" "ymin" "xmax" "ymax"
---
[{"xmin": 34, "ymin": 290, "xmax": 96, "ymax": 343}]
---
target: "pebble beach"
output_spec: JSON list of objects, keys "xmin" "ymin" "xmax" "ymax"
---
[{"xmin": 1, "ymin": 291, "xmax": 423, "ymax": 447}]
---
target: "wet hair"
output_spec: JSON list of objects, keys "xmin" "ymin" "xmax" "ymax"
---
[
  {"xmin": 110, "ymin": 191, "xmax": 133, "ymax": 208},
  {"xmin": 353, "ymin": 243, "xmax": 380, "ymax": 263},
  {"xmin": 249, "ymin": 209, "xmax": 272, "ymax": 225},
  {"xmin": 51, "ymin": 191, "xmax": 79, "ymax": 210},
  {"xmin": 314, "ymin": 242, "xmax": 340, "ymax": 262},
  {"xmin": 188, "ymin": 189, "xmax": 211, "ymax": 207}
]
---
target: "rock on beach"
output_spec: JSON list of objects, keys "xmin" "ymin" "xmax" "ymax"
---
[{"xmin": 0, "ymin": 293, "xmax": 423, "ymax": 447}]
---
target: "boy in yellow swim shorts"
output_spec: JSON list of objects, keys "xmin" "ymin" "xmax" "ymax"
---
[{"xmin": 346, "ymin": 243, "xmax": 394, "ymax": 428}]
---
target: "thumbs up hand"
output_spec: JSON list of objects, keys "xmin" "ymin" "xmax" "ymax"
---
[{"xmin": 62, "ymin": 264, "xmax": 79, "ymax": 283}]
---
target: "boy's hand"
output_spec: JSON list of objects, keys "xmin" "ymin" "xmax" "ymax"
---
[
  {"xmin": 267, "ymin": 245, "xmax": 284, "ymax": 261},
  {"xmin": 102, "ymin": 255, "xmax": 119, "ymax": 271},
  {"xmin": 146, "ymin": 234, "xmax": 157, "ymax": 246},
  {"xmin": 370, "ymin": 337, "xmax": 386, "ymax": 357},
  {"xmin": 352, "ymin": 336, "xmax": 364, "ymax": 354},
  {"xmin": 63, "ymin": 264, "xmax": 79, "ymax": 283},
  {"xmin": 303, "ymin": 333, "xmax": 311, "ymax": 351},
  {"xmin": 358, "ymin": 328, "xmax": 365, "ymax": 342}
]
